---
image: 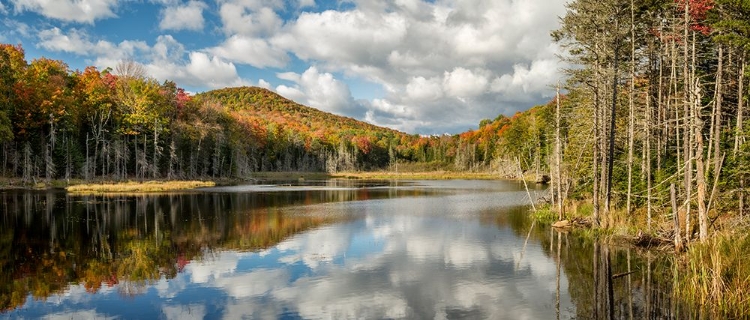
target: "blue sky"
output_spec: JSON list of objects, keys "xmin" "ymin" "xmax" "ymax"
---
[{"xmin": 0, "ymin": 0, "xmax": 566, "ymax": 134}]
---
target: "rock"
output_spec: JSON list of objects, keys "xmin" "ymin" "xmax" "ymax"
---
[{"xmin": 552, "ymin": 220, "xmax": 571, "ymax": 228}]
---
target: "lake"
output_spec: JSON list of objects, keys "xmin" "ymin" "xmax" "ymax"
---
[{"xmin": 0, "ymin": 179, "xmax": 682, "ymax": 319}]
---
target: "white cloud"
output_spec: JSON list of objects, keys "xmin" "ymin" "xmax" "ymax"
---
[
  {"xmin": 490, "ymin": 58, "xmax": 562, "ymax": 102},
  {"xmin": 37, "ymin": 27, "xmax": 250, "ymax": 89},
  {"xmin": 181, "ymin": 52, "xmax": 247, "ymax": 88},
  {"xmin": 405, "ymin": 76, "xmax": 443, "ymax": 102},
  {"xmin": 298, "ymin": 0, "xmax": 314, "ymax": 9},
  {"xmin": 275, "ymin": 66, "xmax": 359, "ymax": 116},
  {"xmin": 37, "ymin": 28, "xmax": 92, "ymax": 55},
  {"xmin": 275, "ymin": 85, "xmax": 306, "ymax": 104},
  {"xmin": 442, "ymin": 67, "xmax": 489, "ymax": 98},
  {"xmin": 264, "ymin": 0, "xmax": 566, "ymax": 133},
  {"xmin": 38, "ymin": 27, "xmax": 150, "ymax": 60},
  {"xmin": 10, "ymin": 0, "xmax": 119, "ymax": 23},
  {"xmin": 274, "ymin": 10, "xmax": 408, "ymax": 73},
  {"xmin": 369, "ymin": 99, "xmax": 414, "ymax": 119},
  {"xmin": 258, "ymin": 79, "xmax": 272, "ymax": 89},
  {"xmin": 159, "ymin": 1, "xmax": 207, "ymax": 31},
  {"xmin": 219, "ymin": 1, "xmax": 283, "ymax": 37},
  {"xmin": 208, "ymin": 35, "xmax": 288, "ymax": 68},
  {"xmin": 151, "ymin": 34, "xmax": 185, "ymax": 61}
]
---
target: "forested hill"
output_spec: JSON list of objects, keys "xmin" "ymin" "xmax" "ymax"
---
[
  {"xmin": 197, "ymin": 87, "xmax": 400, "ymax": 137},
  {"xmin": 185, "ymin": 86, "xmax": 414, "ymax": 173},
  {"xmin": 0, "ymin": 42, "xmax": 554, "ymax": 182}
]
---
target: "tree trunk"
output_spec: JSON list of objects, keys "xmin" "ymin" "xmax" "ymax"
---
[
  {"xmin": 593, "ymin": 61, "xmax": 601, "ymax": 227},
  {"xmin": 626, "ymin": 0, "xmax": 636, "ymax": 216},
  {"xmin": 671, "ymin": 183, "xmax": 682, "ymax": 251},
  {"xmin": 734, "ymin": 54, "xmax": 746, "ymax": 156},
  {"xmin": 606, "ymin": 20, "xmax": 619, "ymax": 214},
  {"xmin": 683, "ymin": 6, "xmax": 693, "ymax": 243},
  {"xmin": 556, "ymin": 82, "xmax": 564, "ymax": 219},
  {"xmin": 646, "ymin": 82, "xmax": 653, "ymax": 230},
  {"xmin": 694, "ymin": 78, "xmax": 709, "ymax": 242},
  {"xmin": 708, "ymin": 45, "xmax": 723, "ymax": 182}
]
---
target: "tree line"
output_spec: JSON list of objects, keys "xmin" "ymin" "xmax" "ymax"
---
[
  {"xmin": 0, "ymin": 42, "xmax": 556, "ymax": 183},
  {"xmin": 549, "ymin": 0, "xmax": 750, "ymax": 244}
]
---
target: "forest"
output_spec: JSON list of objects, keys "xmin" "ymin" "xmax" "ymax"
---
[{"xmin": 549, "ymin": 0, "xmax": 750, "ymax": 240}]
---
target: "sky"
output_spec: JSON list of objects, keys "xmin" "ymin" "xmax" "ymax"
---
[{"xmin": 0, "ymin": 0, "xmax": 567, "ymax": 135}]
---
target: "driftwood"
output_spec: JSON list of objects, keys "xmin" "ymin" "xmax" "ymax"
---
[
  {"xmin": 630, "ymin": 230, "xmax": 673, "ymax": 249},
  {"xmin": 552, "ymin": 217, "xmax": 591, "ymax": 229}
]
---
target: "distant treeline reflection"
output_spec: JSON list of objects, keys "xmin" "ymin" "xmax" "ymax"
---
[{"xmin": 0, "ymin": 188, "xmax": 376, "ymax": 312}]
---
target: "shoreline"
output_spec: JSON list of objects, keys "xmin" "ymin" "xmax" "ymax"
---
[{"xmin": 0, "ymin": 171, "xmax": 539, "ymax": 192}]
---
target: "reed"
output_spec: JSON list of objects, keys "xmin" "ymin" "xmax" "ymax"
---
[
  {"xmin": 66, "ymin": 180, "xmax": 215, "ymax": 193},
  {"xmin": 675, "ymin": 226, "xmax": 750, "ymax": 318}
]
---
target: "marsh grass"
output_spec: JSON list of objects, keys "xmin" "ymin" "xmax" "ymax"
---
[
  {"xmin": 66, "ymin": 180, "xmax": 216, "ymax": 193},
  {"xmin": 675, "ymin": 224, "xmax": 750, "ymax": 318}
]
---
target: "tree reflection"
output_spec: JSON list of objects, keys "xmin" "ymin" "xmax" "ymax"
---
[
  {"xmin": 491, "ymin": 207, "xmax": 684, "ymax": 319},
  {"xmin": 0, "ymin": 190, "xmax": 347, "ymax": 312}
]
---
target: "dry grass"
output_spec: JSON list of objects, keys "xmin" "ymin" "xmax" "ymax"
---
[
  {"xmin": 674, "ymin": 223, "xmax": 750, "ymax": 318},
  {"xmin": 66, "ymin": 180, "xmax": 215, "ymax": 193}
]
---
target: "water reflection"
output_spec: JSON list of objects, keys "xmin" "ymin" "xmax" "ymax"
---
[{"xmin": 0, "ymin": 180, "xmax": 682, "ymax": 319}]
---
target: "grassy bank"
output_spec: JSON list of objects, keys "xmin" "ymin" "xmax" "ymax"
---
[
  {"xmin": 674, "ymin": 223, "xmax": 750, "ymax": 318},
  {"xmin": 66, "ymin": 180, "xmax": 216, "ymax": 194}
]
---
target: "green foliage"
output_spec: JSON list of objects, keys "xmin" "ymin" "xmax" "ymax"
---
[{"xmin": 532, "ymin": 205, "xmax": 558, "ymax": 223}]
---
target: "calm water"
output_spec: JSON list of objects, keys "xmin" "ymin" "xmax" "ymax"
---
[{"xmin": 0, "ymin": 179, "xmax": 680, "ymax": 319}]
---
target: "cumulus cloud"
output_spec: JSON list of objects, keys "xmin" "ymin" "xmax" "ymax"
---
[
  {"xmin": 442, "ymin": 67, "xmax": 489, "ymax": 98},
  {"xmin": 10, "ymin": 0, "xmax": 119, "ymax": 24},
  {"xmin": 297, "ymin": 0, "xmax": 314, "ymax": 9},
  {"xmin": 275, "ymin": 66, "xmax": 362, "ymax": 116},
  {"xmin": 274, "ymin": 10, "xmax": 407, "ymax": 79},
  {"xmin": 159, "ymin": 1, "xmax": 207, "ymax": 31},
  {"xmin": 37, "ymin": 27, "xmax": 250, "ymax": 89},
  {"xmin": 405, "ymin": 76, "xmax": 443, "ymax": 102},
  {"xmin": 38, "ymin": 27, "xmax": 150, "ymax": 59},
  {"xmin": 207, "ymin": 35, "xmax": 288, "ymax": 68},
  {"xmin": 184, "ymin": 52, "xmax": 245, "ymax": 88},
  {"xmin": 258, "ymin": 78, "xmax": 272, "ymax": 89},
  {"xmin": 263, "ymin": 0, "xmax": 565, "ymax": 133},
  {"xmin": 219, "ymin": 0, "xmax": 284, "ymax": 37}
]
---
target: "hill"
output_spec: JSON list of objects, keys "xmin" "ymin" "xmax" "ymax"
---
[
  {"xmin": 183, "ymin": 86, "xmax": 413, "ymax": 173},
  {"xmin": 198, "ymin": 87, "xmax": 401, "ymax": 137}
]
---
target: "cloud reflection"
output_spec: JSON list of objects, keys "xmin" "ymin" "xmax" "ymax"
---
[
  {"xmin": 6, "ymin": 181, "xmax": 567, "ymax": 319},
  {"xmin": 162, "ymin": 190, "xmax": 572, "ymax": 319}
]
